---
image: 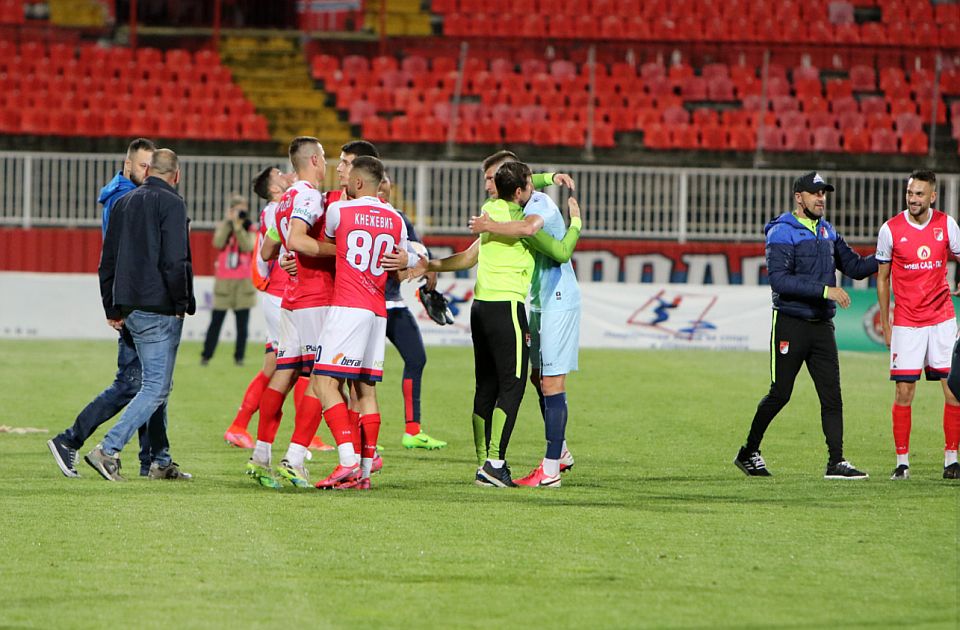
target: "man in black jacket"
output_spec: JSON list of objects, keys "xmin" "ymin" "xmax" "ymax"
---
[
  {"xmin": 86, "ymin": 148, "xmax": 196, "ymax": 481},
  {"xmin": 734, "ymin": 171, "xmax": 878, "ymax": 479}
]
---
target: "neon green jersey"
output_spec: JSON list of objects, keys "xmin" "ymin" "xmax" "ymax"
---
[{"xmin": 475, "ymin": 198, "xmax": 534, "ymax": 302}]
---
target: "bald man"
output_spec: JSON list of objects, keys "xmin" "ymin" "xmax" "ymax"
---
[{"xmin": 90, "ymin": 148, "xmax": 196, "ymax": 482}]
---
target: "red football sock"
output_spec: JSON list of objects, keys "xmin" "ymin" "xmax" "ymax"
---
[
  {"xmin": 290, "ymin": 394, "xmax": 323, "ymax": 448},
  {"xmin": 349, "ymin": 408, "xmax": 362, "ymax": 454},
  {"xmin": 403, "ymin": 378, "xmax": 415, "ymax": 422},
  {"xmin": 892, "ymin": 403, "xmax": 911, "ymax": 455},
  {"xmin": 944, "ymin": 404, "xmax": 960, "ymax": 451},
  {"xmin": 256, "ymin": 387, "xmax": 286, "ymax": 444},
  {"xmin": 324, "ymin": 403, "xmax": 353, "ymax": 446},
  {"xmin": 232, "ymin": 371, "xmax": 269, "ymax": 430},
  {"xmin": 294, "ymin": 376, "xmax": 309, "ymax": 411},
  {"xmin": 405, "ymin": 421, "xmax": 420, "ymax": 436},
  {"xmin": 360, "ymin": 414, "xmax": 382, "ymax": 460}
]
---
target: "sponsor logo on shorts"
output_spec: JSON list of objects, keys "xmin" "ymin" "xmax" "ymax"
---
[
  {"xmin": 332, "ymin": 352, "xmax": 362, "ymax": 367},
  {"xmin": 779, "ymin": 341, "xmax": 789, "ymax": 355},
  {"xmin": 892, "ymin": 352, "xmax": 898, "ymax": 368}
]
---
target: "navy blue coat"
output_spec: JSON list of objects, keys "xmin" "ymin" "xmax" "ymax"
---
[
  {"xmin": 99, "ymin": 176, "xmax": 196, "ymax": 319},
  {"xmin": 765, "ymin": 212, "xmax": 877, "ymax": 320}
]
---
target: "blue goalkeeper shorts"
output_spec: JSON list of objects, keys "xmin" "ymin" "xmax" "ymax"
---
[{"xmin": 529, "ymin": 308, "xmax": 580, "ymax": 376}]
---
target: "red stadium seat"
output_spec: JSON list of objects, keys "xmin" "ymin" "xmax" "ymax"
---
[
  {"xmin": 699, "ymin": 123, "xmax": 727, "ymax": 149},
  {"xmin": 670, "ymin": 124, "xmax": 699, "ymax": 149},
  {"xmin": 894, "ymin": 112, "xmax": 922, "ymax": 133},
  {"xmin": 794, "ymin": 78, "xmax": 822, "ymax": 99},
  {"xmin": 727, "ymin": 124, "xmax": 757, "ymax": 151},
  {"xmin": 707, "ymin": 77, "xmax": 736, "ymax": 101},
  {"xmin": 842, "ymin": 128, "xmax": 870, "ymax": 152},
  {"xmin": 917, "ymin": 99, "xmax": 947, "ymax": 125},
  {"xmin": 758, "ymin": 127, "xmax": 785, "ymax": 151},
  {"xmin": 812, "ymin": 126, "xmax": 842, "ymax": 152},
  {"xmin": 662, "ymin": 105, "xmax": 690, "ymax": 125},
  {"xmin": 888, "ymin": 97, "xmax": 916, "ymax": 117},
  {"xmin": 830, "ymin": 96, "xmax": 859, "ymax": 115},
  {"xmin": 361, "ymin": 116, "xmax": 390, "ymax": 142},
  {"xmin": 778, "ymin": 110, "xmax": 807, "ymax": 130},
  {"xmin": 859, "ymin": 96, "xmax": 887, "ymax": 117},
  {"xmin": 899, "ymin": 130, "xmax": 927, "ymax": 154},
  {"xmin": 869, "ymin": 127, "xmax": 898, "ymax": 153},
  {"xmin": 642, "ymin": 123, "xmax": 670, "ymax": 149},
  {"xmin": 592, "ymin": 121, "xmax": 616, "ymax": 148},
  {"xmin": 781, "ymin": 127, "xmax": 812, "ymax": 152}
]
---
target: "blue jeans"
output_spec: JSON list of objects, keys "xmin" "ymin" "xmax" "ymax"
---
[
  {"xmin": 58, "ymin": 327, "xmax": 168, "ymax": 471},
  {"xmin": 101, "ymin": 311, "xmax": 183, "ymax": 466}
]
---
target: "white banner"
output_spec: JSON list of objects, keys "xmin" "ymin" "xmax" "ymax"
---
[{"xmin": 0, "ymin": 273, "xmax": 775, "ymax": 351}]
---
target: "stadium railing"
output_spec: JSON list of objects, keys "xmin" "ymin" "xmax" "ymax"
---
[{"xmin": 0, "ymin": 151, "xmax": 956, "ymax": 244}]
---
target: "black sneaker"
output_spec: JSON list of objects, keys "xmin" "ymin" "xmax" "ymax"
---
[
  {"xmin": 47, "ymin": 436, "xmax": 79, "ymax": 478},
  {"xmin": 734, "ymin": 447, "xmax": 771, "ymax": 477},
  {"xmin": 943, "ymin": 462, "xmax": 960, "ymax": 479},
  {"xmin": 477, "ymin": 461, "xmax": 516, "ymax": 487},
  {"xmin": 84, "ymin": 444, "xmax": 126, "ymax": 482},
  {"xmin": 147, "ymin": 461, "xmax": 193, "ymax": 480},
  {"xmin": 890, "ymin": 464, "xmax": 910, "ymax": 480},
  {"xmin": 825, "ymin": 460, "xmax": 869, "ymax": 479}
]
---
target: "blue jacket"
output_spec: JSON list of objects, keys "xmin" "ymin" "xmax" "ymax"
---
[
  {"xmin": 765, "ymin": 212, "xmax": 877, "ymax": 320},
  {"xmin": 99, "ymin": 171, "xmax": 137, "ymax": 237}
]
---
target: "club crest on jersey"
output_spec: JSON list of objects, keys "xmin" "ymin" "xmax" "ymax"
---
[
  {"xmin": 779, "ymin": 341, "xmax": 789, "ymax": 354},
  {"xmin": 934, "ymin": 228, "xmax": 944, "ymax": 241},
  {"xmin": 917, "ymin": 245, "xmax": 931, "ymax": 260}
]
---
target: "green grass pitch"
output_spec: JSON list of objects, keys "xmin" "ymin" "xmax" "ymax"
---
[{"xmin": 1, "ymin": 339, "xmax": 957, "ymax": 628}]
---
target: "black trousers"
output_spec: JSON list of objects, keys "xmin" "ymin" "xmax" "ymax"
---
[
  {"xmin": 471, "ymin": 299, "xmax": 529, "ymax": 460},
  {"xmin": 201, "ymin": 308, "xmax": 250, "ymax": 362},
  {"xmin": 745, "ymin": 311, "xmax": 845, "ymax": 463}
]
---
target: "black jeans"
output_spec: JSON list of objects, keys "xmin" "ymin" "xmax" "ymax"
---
[
  {"xmin": 201, "ymin": 308, "xmax": 250, "ymax": 362},
  {"xmin": 745, "ymin": 311, "xmax": 845, "ymax": 463}
]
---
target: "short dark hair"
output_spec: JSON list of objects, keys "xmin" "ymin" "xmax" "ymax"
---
[
  {"xmin": 252, "ymin": 166, "xmax": 277, "ymax": 201},
  {"xmin": 341, "ymin": 140, "xmax": 380, "ymax": 159},
  {"xmin": 289, "ymin": 136, "xmax": 320, "ymax": 170},
  {"xmin": 126, "ymin": 137, "xmax": 156, "ymax": 158},
  {"xmin": 351, "ymin": 155, "xmax": 384, "ymax": 186},
  {"xmin": 482, "ymin": 149, "xmax": 519, "ymax": 172},
  {"xmin": 494, "ymin": 161, "xmax": 532, "ymax": 201},
  {"xmin": 909, "ymin": 169, "xmax": 936, "ymax": 187}
]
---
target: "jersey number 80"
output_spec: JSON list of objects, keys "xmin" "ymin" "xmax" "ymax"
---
[{"xmin": 346, "ymin": 229, "xmax": 396, "ymax": 277}]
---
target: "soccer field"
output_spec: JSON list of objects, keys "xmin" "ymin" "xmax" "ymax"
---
[{"xmin": 1, "ymin": 339, "xmax": 957, "ymax": 629}]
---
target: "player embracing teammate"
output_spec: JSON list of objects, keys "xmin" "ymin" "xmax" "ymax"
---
[{"xmin": 311, "ymin": 156, "xmax": 420, "ymax": 489}]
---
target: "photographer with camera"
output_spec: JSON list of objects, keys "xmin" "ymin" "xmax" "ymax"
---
[{"xmin": 201, "ymin": 193, "xmax": 257, "ymax": 366}]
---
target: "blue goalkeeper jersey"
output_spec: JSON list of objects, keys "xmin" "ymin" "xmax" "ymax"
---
[{"xmin": 525, "ymin": 191, "xmax": 580, "ymax": 313}]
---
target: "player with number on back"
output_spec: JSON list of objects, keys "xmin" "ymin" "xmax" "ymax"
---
[
  {"xmin": 876, "ymin": 169, "xmax": 960, "ymax": 480},
  {"xmin": 311, "ymin": 156, "xmax": 420, "ymax": 490}
]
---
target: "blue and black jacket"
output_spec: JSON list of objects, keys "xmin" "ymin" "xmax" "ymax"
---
[
  {"xmin": 98, "ymin": 171, "xmax": 137, "ymax": 238},
  {"xmin": 765, "ymin": 212, "xmax": 878, "ymax": 321}
]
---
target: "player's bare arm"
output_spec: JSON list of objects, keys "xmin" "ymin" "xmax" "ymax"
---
[
  {"xmin": 261, "ymin": 233, "xmax": 280, "ymax": 261},
  {"xmin": 288, "ymin": 219, "xmax": 335, "ymax": 257},
  {"xmin": 877, "ymin": 262, "xmax": 893, "ymax": 346},
  {"xmin": 469, "ymin": 212, "xmax": 544, "ymax": 237},
  {"xmin": 427, "ymin": 238, "xmax": 480, "ymax": 272}
]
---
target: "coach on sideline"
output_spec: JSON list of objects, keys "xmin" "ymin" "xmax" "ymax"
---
[
  {"xmin": 86, "ymin": 148, "xmax": 195, "ymax": 482},
  {"xmin": 734, "ymin": 171, "xmax": 878, "ymax": 479}
]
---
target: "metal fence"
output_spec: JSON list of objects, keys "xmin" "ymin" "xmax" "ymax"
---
[{"xmin": 1, "ymin": 151, "xmax": 956, "ymax": 244}]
